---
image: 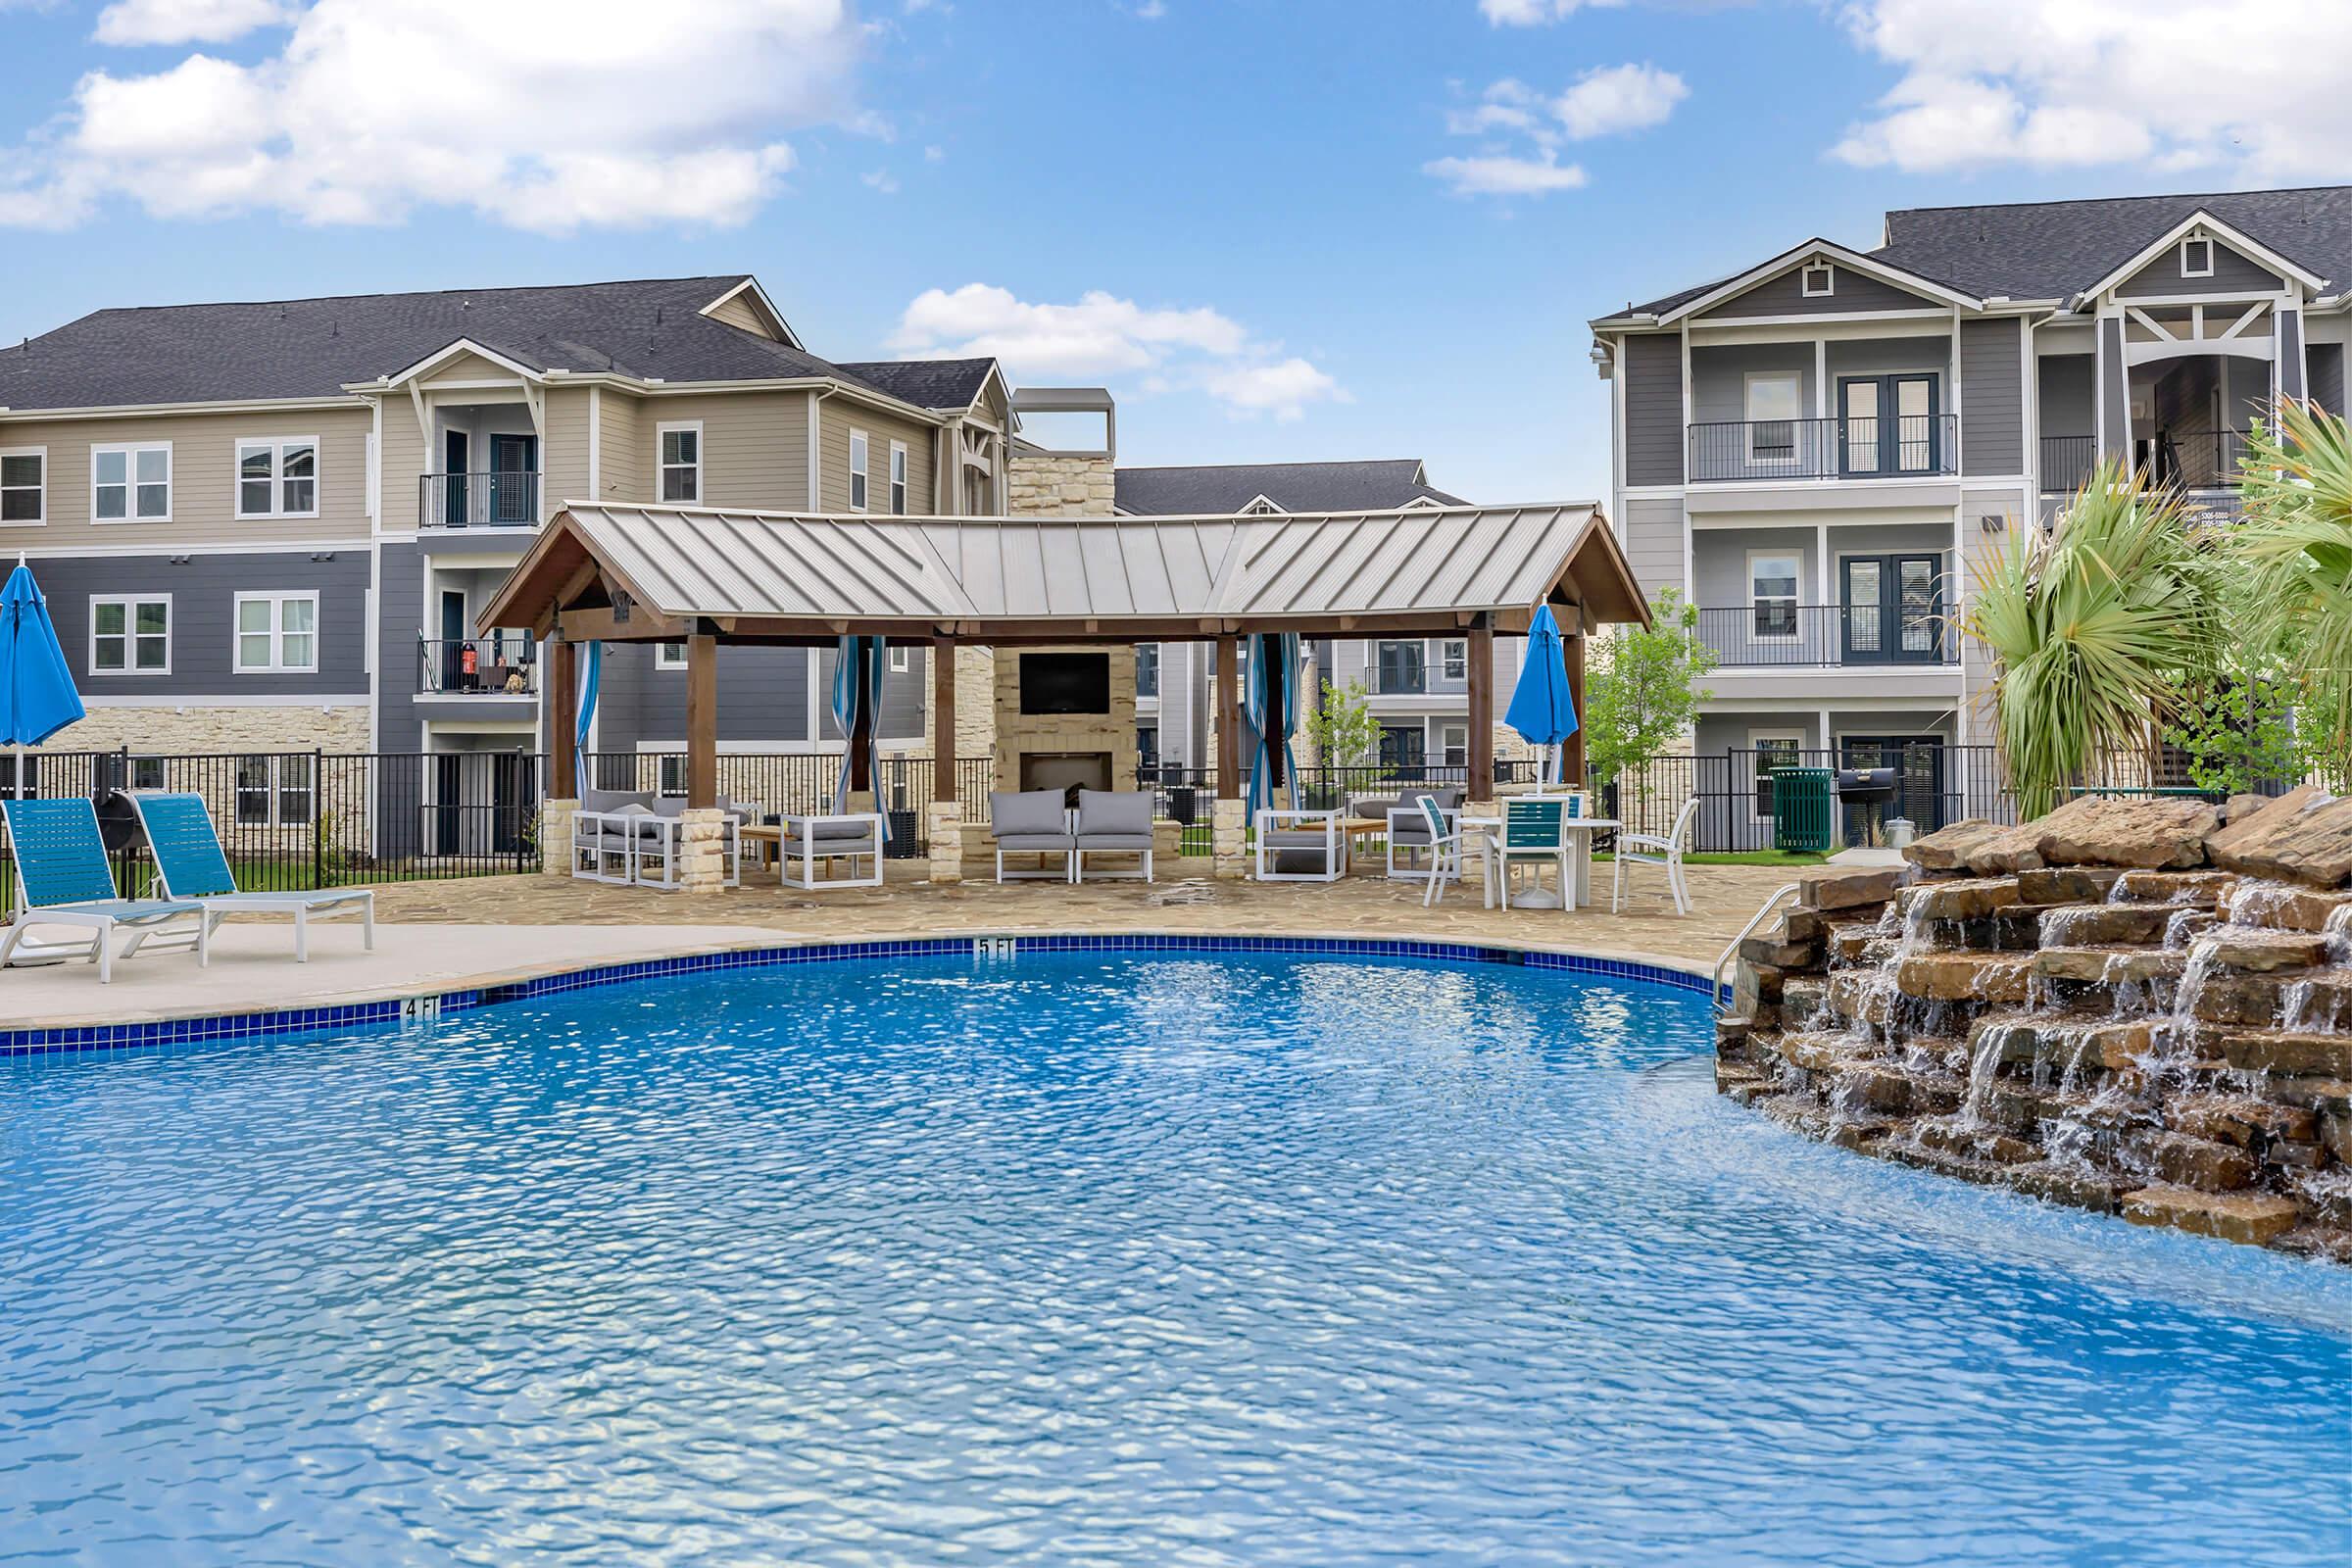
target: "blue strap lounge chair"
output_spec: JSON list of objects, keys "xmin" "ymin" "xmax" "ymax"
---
[
  {"xmin": 127, "ymin": 793, "xmax": 374, "ymax": 962},
  {"xmin": 0, "ymin": 797, "xmax": 210, "ymax": 984}
]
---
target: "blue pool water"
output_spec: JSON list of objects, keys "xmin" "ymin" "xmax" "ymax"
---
[{"xmin": 3, "ymin": 952, "xmax": 2348, "ymax": 1567}]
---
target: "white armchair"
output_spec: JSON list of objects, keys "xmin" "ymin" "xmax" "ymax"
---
[
  {"xmin": 780, "ymin": 812, "xmax": 885, "ymax": 890},
  {"xmin": 1612, "ymin": 796, "xmax": 1700, "ymax": 916},
  {"xmin": 1254, "ymin": 808, "xmax": 1346, "ymax": 882}
]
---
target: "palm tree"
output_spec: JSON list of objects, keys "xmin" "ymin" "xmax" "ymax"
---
[
  {"xmin": 2230, "ymin": 400, "xmax": 2352, "ymax": 772},
  {"xmin": 1958, "ymin": 462, "xmax": 2221, "ymax": 818}
]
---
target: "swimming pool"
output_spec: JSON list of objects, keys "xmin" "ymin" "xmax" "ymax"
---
[{"xmin": 3, "ymin": 949, "xmax": 2347, "ymax": 1566}]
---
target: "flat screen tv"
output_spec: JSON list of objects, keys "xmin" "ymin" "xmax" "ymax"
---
[{"xmin": 1019, "ymin": 652, "xmax": 1111, "ymax": 714}]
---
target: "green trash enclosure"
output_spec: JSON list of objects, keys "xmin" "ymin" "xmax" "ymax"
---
[{"xmin": 1770, "ymin": 767, "xmax": 1835, "ymax": 854}]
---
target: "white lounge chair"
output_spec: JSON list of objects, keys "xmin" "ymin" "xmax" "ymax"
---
[
  {"xmin": 0, "ymin": 797, "xmax": 210, "ymax": 984},
  {"xmin": 1072, "ymin": 789, "xmax": 1154, "ymax": 883},
  {"xmin": 1254, "ymin": 808, "xmax": 1346, "ymax": 881},
  {"xmin": 1410, "ymin": 793, "xmax": 1470, "ymax": 908},
  {"xmin": 990, "ymin": 789, "xmax": 1076, "ymax": 883},
  {"xmin": 1613, "ymin": 795, "xmax": 1700, "ymax": 916},
  {"xmin": 780, "ymin": 812, "xmax": 884, "ymax": 890},
  {"xmin": 128, "ymin": 792, "xmax": 374, "ymax": 962}
]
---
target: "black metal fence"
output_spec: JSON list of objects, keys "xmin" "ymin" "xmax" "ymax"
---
[
  {"xmin": 1689, "ymin": 415, "xmax": 1956, "ymax": 483},
  {"xmin": 576, "ymin": 752, "xmax": 998, "ymax": 852},
  {"xmin": 1692, "ymin": 605, "xmax": 1954, "ymax": 668},
  {"xmin": 419, "ymin": 635, "xmax": 539, "ymax": 695},
  {"xmin": 417, "ymin": 470, "xmax": 541, "ymax": 529}
]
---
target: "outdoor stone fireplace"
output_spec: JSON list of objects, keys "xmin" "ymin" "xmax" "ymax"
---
[{"xmin": 993, "ymin": 646, "xmax": 1140, "ymax": 799}]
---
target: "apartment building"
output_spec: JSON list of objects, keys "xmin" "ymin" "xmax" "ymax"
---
[
  {"xmin": 1590, "ymin": 185, "xmax": 2352, "ymax": 831},
  {"xmin": 0, "ymin": 273, "xmax": 1011, "ymax": 847},
  {"xmin": 1107, "ymin": 459, "xmax": 1524, "ymax": 775}
]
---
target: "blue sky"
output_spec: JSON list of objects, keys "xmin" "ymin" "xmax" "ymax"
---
[{"xmin": 3, "ymin": 0, "xmax": 2339, "ymax": 503}]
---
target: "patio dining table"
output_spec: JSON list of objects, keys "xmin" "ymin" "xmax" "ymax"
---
[{"xmin": 1458, "ymin": 808, "xmax": 1620, "ymax": 911}]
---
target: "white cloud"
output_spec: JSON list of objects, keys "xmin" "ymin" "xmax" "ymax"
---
[
  {"xmin": 1832, "ymin": 0, "xmax": 2352, "ymax": 178},
  {"xmin": 889, "ymin": 283, "xmax": 1343, "ymax": 418},
  {"xmin": 93, "ymin": 0, "xmax": 291, "ymax": 44},
  {"xmin": 862, "ymin": 169, "xmax": 900, "ymax": 194},
  {"xmin": 1478, "ymin": 0, "xmax": 1621, "ymax": 24},
  {"xmin": 1554, "ymin": 63, "xmax": 1687, "ymax": 140},
  {"xmin": 2, "ymin": 0, "xmax": 873, "ymax": 232},
  {"xmin": 1428, "ymin": 64, "xmax": 1682, "ymax": 198},
  {"xmin": 1424, "ymin": 152, "xmax": 1588, "ymax": 196}
]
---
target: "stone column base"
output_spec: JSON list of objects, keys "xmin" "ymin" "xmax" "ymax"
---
[
  {"xmin": 1211, "ymin": 798, "xmax": 1249, "ymax": 880},
  {"xmin": 927, "ymin": 801, "xmax": 963, "ymax": 884},
  {"xmin": 540, "ymin": 799, "xmax": 579, "ymax": 878},
  {"xmin": 677, "ymin": 808, "xmax": 731, "ymax": 893}
]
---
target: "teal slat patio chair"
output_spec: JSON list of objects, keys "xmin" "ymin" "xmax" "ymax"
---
[
  {"xmin": 0, "ymin": 797, "xmax": 210, "ymax": 984},
  {"xmin": 128, "ymin": 793, "xmax": 375, "ymax": 962}
]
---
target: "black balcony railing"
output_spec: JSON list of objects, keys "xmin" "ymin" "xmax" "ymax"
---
[
  {"xmin": 419, "ymin": 634, "xmax": 539, "ymax": 695},
  {"xmin": 1695, "ymin": 604, "xmax": 1954, "ymax": 667},
  {"xmin": 2039, "ymin": 434, "xmax": 2096, "ymax": 493},
  {"xmin": 1688, "ymin": 415, "xmax": 1956, "ymax": 482},
  {"xmin": 419, "ymin": 470, "xmax": 541, "ymax": 527},
  {"xmin": 2041, "ymin": 431, "xmax": 2255, "ymax": 497}
]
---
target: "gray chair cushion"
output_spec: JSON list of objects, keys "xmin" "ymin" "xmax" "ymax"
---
[
  {"xmin": 990, "ymin": 789, "xmax": 1070, "ymax": 838},
  {"xmin": 1355, "ymin": 796, "xmax": 1399, "ymax": 819},
  {"xmin": 1075, "ymin": 833, "xmax": 1153, "ymax": 852},
  {"xmin": 582, "ymin": 788, "xmax": 653, "ymax": 814},
  {"xmin": 996, "ymin": 832, "xmax": 1076, "ymax": 853},
  {"xmin": 1263, "ymin": 828, "xmax": 1340, "ymax": 852},
  {"xmin": 1075, "ymin": 789, "xmax": 1153, "ymax": 840},
  {"xmin": 785, "ymin": 816, "xmax": 877, "ymax": 842}
]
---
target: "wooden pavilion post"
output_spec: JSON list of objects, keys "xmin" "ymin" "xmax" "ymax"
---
[
  {"xmin": 1563, "ymin": 618, "xmax": 1587, "ymax": 788},
  {"xmin": 1212, "ymin": 632, "xmax": 1247, "ymax": 878},
  {"xmin": 685, "ymin": 630, "xmax": 718, "ymax": 809},
  {"xmin": 931, "ymin": 635, "xmax": 956, "ymax": 804},
  {"xmin": 1467, "ymin": 621, "xmax": 1495, "ymax": 801},
  {"xmin": 547, "ymin": 628, "xmax": 576, "ymax": 794}
]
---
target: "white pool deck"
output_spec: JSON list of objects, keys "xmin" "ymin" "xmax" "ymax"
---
[{"xmin": 0, "ymin": 923, "xmax": 786, "ymax": 1033}]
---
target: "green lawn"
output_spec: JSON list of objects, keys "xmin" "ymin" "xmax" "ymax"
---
[{"xmin": 1593, "ymin": 849, "xmax": 1831, "ymax": 867}]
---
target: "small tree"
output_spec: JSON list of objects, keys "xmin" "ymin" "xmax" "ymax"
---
[
  {"xmin": 1303, "ymin": 678, "xmax": 1383, "ymax": 768},
  {"xmin": 1583, "ymin": 587, "xmax": 1715, "ymax": 802}
]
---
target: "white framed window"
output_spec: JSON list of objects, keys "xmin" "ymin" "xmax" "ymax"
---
[
  {"xmin": 658, "ymin": 421, "xmax": 702, "ymax": 504},
  {"xmin": 90, "ymin": 595, "xmax": 171, "ymax": 675},
  {"xmin": 2180, "ymin": 237, "xmax": 2215, "ymax": 278},
  {"xmin": 1744, "ymin": 373, "xmax": 1803, "ymax": 465},
  {"xmin": 1751, "ymin": 730, "xmax": 1806, "ymax": 818},
  {"xmin": 849, "ymin": 429, "xmax": 870, "ymax": 512},
  {"xmin": 234, "ymin": 436, "xmax": 319, "ymax": 518},
  {"xmin": 129, "ymin": 756, "xmax": 166, "ymax": 791},
  {"xmin": 1800, "ymin": 261, "xmax": 1836, "ymax": 297},
  {"xmin": 1439, "ymin": 721, "xmax": 1469, "ymax": 768},
  {"xmin": 1748, "ymin": 551, "xmax": 1800, "ymax": 640},
  {"xmin": 889, "ymin": 440, "xmax": 908, "ymax": 515},
  {"xmin": 92, "ymin": 442, "xmax": 171, "ymax": 522},
  {"xmin": 889, "ymin": 645, "xmax": 911, "ymax": 674},
  {"xmin": 234, "ymin": 591, "xmax": 318, "ymax": 673},
  {"xmin": 1441, "ymin": 638, "xmax": 1468, "ymax": 681},
  {"xmin": 235, "ymin": 754, "xmax": 314, "ymax": 826},
  {"xmin": 1, "ymin": 447, "xmax": 46, "ymax": 525},
  {"xmin": 655, "ymin": 641, "xmax": 688, "ymax": 671}
]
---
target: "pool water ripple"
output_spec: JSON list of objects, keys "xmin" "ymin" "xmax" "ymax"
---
[{"xmin": 3, "ymin": 953, "xmax": 2348, "ymax": 1566}]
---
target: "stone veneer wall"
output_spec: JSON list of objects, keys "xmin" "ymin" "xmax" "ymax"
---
[
  {"xmin": 991, "ymin": 646, "xmax": 1140, "ymax": 797},
  {"xmin": 1719, "ymin": 790, "xmax": 2352, "ymax": 1264},
  {"xmin": 1007, "ymin": 451, "xmax": 1116, "ymax": 514},
  {"xmin": 45, "ymin": 704, "xmax": 374, "ymax": 757}
]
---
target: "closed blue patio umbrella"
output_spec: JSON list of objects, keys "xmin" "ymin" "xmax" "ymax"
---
[
  {"xmin": 1503, "ymin": 603, "xmax": 1579, "ymax": 787},
  {"xmin": 0, "ymin": 558, "xmax": 86, "ymax": 800},
  {"xmin": 1244, "ymin": 631, "xmax": 1303, "ymax": 821},
  {"xmin": 831, "ymin": 635, "xmax": 891, "ymax": 842},
  {"xmin": 572, "ymin": 640, "xmax": 601, "ymax": 799}
]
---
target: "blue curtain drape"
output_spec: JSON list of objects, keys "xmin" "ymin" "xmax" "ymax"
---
[
  {"xmin": 1244, "ymin": 631, "xmax": 1302, "ymax": 820},
  {"xmin": 572, "ymin": 640, "xmax": 601, "ymax": 800},
  {"xmin": 831, "ymin": 635, "xmax": 891, "ymax": 841}
]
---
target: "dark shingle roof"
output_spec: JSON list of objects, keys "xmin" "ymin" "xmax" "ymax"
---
[
  {"xmin": 834, "ymin": 359, "xmax": 997, "ymax": 409},
  {"xmin": 1113, "ymin": 459, "xmax": 1466, "ymax": 515},
  {"xmin": 0, "ymin": 275, "xmax": 994, "ymax": 413},
  {"xmin": 1608, "ymin": 185, "xmax": 2352, "ymax": 321}
]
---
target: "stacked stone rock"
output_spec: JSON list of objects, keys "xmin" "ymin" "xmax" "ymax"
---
[{"xmin": 1718, "ymin": 788, "xmax": 2352, "ymax": 1264}]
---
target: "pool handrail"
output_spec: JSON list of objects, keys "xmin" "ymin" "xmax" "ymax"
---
[{"xmin": 1715, "ymin": 881, "xmax": 1802, "ymax": 1013}]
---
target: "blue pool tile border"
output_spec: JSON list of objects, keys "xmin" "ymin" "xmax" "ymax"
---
[{"xmin": 0, "ymin": 935, "xmax": 1710, "ymax": 1059}]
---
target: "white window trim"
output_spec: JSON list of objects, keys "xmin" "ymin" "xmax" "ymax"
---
[
  {"xmin": 1800, "ymin": 261, "xmax": 1836, "ymax": 298},
  {"xmin": 233, "ymin": 754, "xmax": 316, "ymax": 827},
  {"xmin": 655, "ymin": 641, "xmax": 688, "ymax": 671},
  {"xmin": 1742, "ymin": 371, "xmax": 1804, "ymax": 466},
  {"xmin": 888, "ymin": 439, "xmax": 908, "ymax": 515},
  {"xmin": 88, "ymin": 593, "xmax": 172, "ymax": 677},
  {"xmin": 1746, "ymin": 550, "xmax": 1802, "ymax": 644},
  {"xmin": 656, "ymin": 419, "xmax": 704, "ymax": 506},
  {"xmin": 1440, "ymin": 637, "xmax": 1468, "ymax": 682},
  {"xmin": 1749, "ymin": 728, "xmax": 1807, "ymax": 822},
  {"xmin": 1436, "ymin": 719, "xmax": 1470, "ymax": 769},
  {"xmin": 849, "ymin": 428, "xmax": 871, "ymax": 513},
  {"xmin": 232, "ymin": 590, "xmax": 320, "ymax": 674},
  {"xmin": 91, "ymin": 441, "xmax": 172, "ymax": 524},
  {"xmin": 888, "ymin": 645, "xmax": 911, "ymax": 673},
  {"xmin": 232, "ymin": 435, "xmax": 322, "ymax": 520},
  {"xmin": 2180, "ymin": 236, "xmax": 2215, "ymax": 279},
  {"xmin": 0, "ymin": 445, "xmax": 47, "ymax": 527}
]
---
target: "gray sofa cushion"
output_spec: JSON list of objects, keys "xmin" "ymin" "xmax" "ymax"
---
[
  {"xmin": 995, "ymin": 832, "xmax": 1076, "ymax": 853},
  {"xmin": 1075, "ymin": 833, "xmax": 1153, "ymax": 852},
  {"xmin": 1263, "ymin": 828, "xmax": 1340, "ymax": 851},
  {"xmin": 1075, "ymin": 789, "xmax": 1153, "ymax": 840},
  {"xmin": 784, "ymin": 815, "xmax": 878, "ymax": 842},
  {"xmin": 582, "ymin": 787, "xmax": 654, "ymax": 814},
  {"xmin": 990, "ymin": 789, "xmax": 1070, "ymax": 838}
]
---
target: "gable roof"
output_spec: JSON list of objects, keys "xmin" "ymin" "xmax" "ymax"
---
[
  {"xmin": 480, "ymin": 499, "xmax": 1647, "ymax": 638},
  {"xmin": 0, "ymin": 274, "xmax": 996, "ymax": 414},
  {"xmin": 1114, "ymin": 459, "xmax": 1466, "ymax": 516},
  {"xmin": 1601, "ymin": 184, "xmax": 2352, "ymax": 325},
  {"xmin": 833, "ymin": 359, "xmax": 1000, "ymax": 411}
]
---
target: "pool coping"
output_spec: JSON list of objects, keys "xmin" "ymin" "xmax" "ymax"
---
[{"xmin": 0, "ymin": 927, "xmax": 1716, "ymax": 1057}]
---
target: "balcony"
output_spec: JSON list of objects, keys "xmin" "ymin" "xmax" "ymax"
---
[
  {"xmin": 419, "ymin": 470, "xmax": 541, "ymax": 528},
  {"xmin": 2039, "ymin": 431, "xmax": 2251, "ymax": 498},
  {"xmin": 1688, "ymin": 416, "xmax": 1957, "ymax": 484},
  {"xmin": 418, "ymin": 635, "xmax": 539, "ymax": 697},
  {"xmin": 1695, "ymin": 605, "xmax": 1955, "ymax": 668}
]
